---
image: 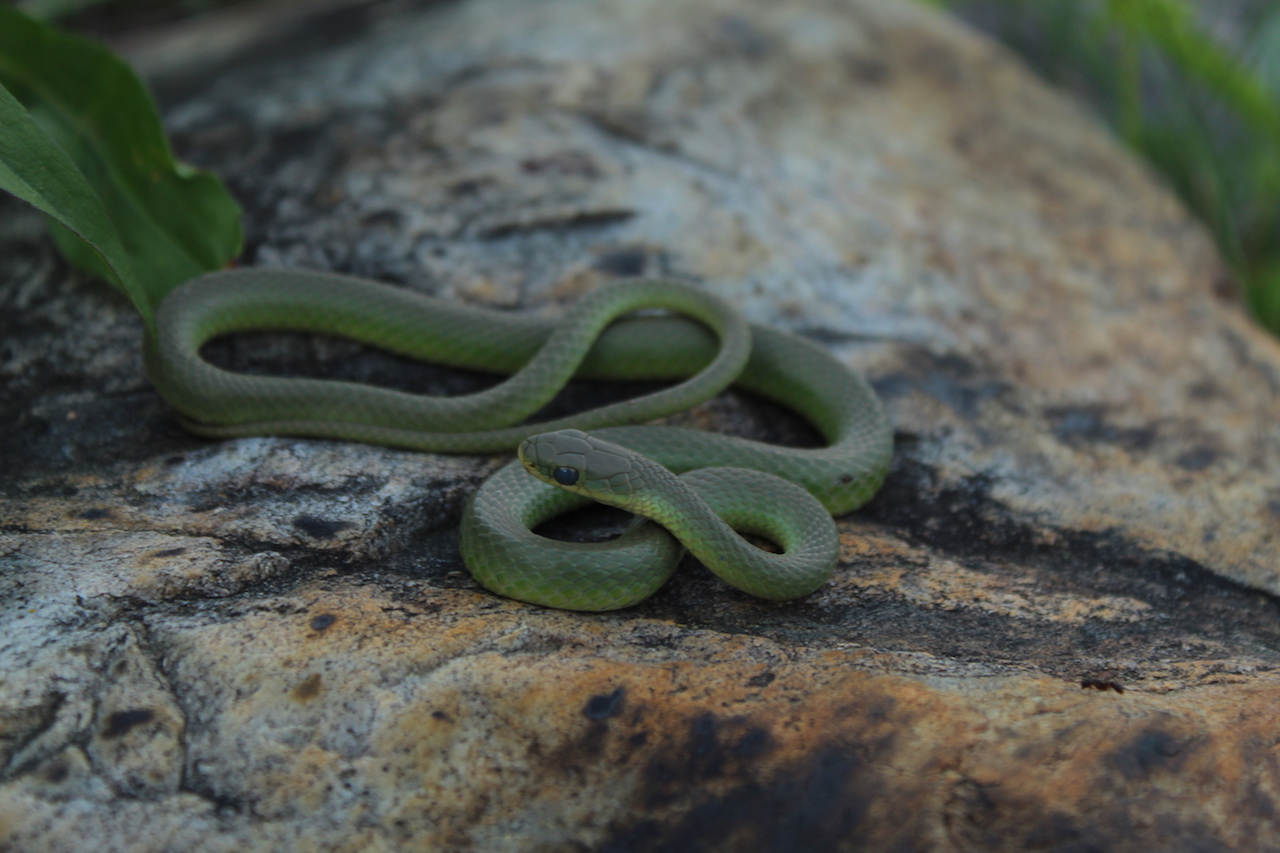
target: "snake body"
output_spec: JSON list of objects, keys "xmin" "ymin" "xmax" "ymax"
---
[{"xmin": 147, "ymin": 269, "xmax": 892, "ymax": 610}]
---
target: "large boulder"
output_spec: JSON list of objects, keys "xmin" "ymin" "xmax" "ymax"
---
[{"xmin": 3, "ymin": 0, "xmax": 1278, "ymax": 849}]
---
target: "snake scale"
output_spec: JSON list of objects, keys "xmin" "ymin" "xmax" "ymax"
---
[{"xmin": 146, "ymin": 269, "xmax": 892, "ymax": 610}]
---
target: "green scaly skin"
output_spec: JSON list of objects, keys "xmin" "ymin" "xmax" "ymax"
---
[
  {"xmin": 147, "ymin": 269, "xmax": 893, "ymax": 611},
  {"xmin": 513, "ymin": 430, "xmax": 839, "ymax": 604}
]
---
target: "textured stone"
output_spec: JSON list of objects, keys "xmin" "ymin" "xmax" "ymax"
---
[{"xmin": 2, "ymin": 0, "xmax": 1279, "ymax": 849}]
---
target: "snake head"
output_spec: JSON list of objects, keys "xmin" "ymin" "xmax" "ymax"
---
[{"xmin": 518, "ymin": 429, "xmax": 646, "ymax": 506}]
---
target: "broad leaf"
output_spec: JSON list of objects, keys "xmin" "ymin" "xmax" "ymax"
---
[
  {"xmin": 0, "ymin": 81, "xmax": 151, "ymax": 324},
  {"xmin": 0, "ymin": 6, "xmax": 242, "ymax": 320}
]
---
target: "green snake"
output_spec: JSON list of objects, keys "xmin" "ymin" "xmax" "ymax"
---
[{"xmin": 146, "ymin": 269, "xmax": 892, "ymax": 610}]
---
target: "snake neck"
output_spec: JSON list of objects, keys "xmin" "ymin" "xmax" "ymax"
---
[{"xmin": 569, "ymin": 450, "xmax": 701, "ymax": 533}]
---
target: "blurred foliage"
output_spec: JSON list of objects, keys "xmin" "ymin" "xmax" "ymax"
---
[
  {"xmin": 928, "ymin": 0, "xmax": 1280, "ymax": 334},
  {"xmin": 11, "ymin": 0, "xmax": 1280, "ymax": 332}
]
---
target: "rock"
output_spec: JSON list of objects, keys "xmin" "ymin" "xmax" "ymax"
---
[{"xmin": 2, "ymin": 0, "xmax": 1279, "ymax": 849}]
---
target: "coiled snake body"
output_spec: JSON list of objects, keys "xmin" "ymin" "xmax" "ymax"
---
[{"xmin": 147, "ymin": 270, "xmax": 892, "ymax": 610}]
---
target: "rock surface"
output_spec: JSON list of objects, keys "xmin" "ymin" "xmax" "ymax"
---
[{"xmin": 3, "ymin": 0, "xmax": 1280, "ymax": 850}]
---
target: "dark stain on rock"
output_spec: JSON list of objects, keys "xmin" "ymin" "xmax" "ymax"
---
[
  {"xmin": 259, "ymin": 116, "xmax": 355, "ymax": 179},
  {"xmin": 872, "ymin": 351, "xmax": 1011, "ymax": 419},
  {"xmin": 447, "ymin": 176, "xmax": 493, "ymax": 197},
  {"xmin": 535, "ymin": 504, "xmax": 638, "ymax": 545},
  {"xmin": 310, "ymin": 613, "xmax": 337, "ymax": 632},
  {"xmin": 746, "ymin": 671, "xmax": 775, "ymax": 688},
  {"xmin": 1175, "ymin": 447, "xmax": 1219, "ymax": 471},
  {"xmin": 567, "ymin": 689, "xmax": 632, "ymax": 760},
  {"xmin": 1109, "ymin": 728, "xmax": 1190, "ymax": 781},
  {"xmin": 846, "ymin": 56, "xmax": 891, "ymax": 85},
  {"xmin": 1045, "ymin": 405, "xmax": 1157, "ymax": 452},
  {"xmin": 642, "ymin": 713, "xmax": 780, "ymax": 811},
  {"xmin": 202, "ymin": 326, "xmax": 502, "ymax": 398},
  {"xmin": 431, "ymin": 710, "xmax": 452, "ymax": 722},
  {"xmin": 688, "ymin": 713, "xmax": 726, "ymax": 778},
  {"xmin": 359, "ymin": 209, "xmax": 402, "ymax": 229},
  {"xmin": 949, "ymin": 782, "xmax": 1085, "ymax": 852},
  {"xmin": 713, "ymin": 14, "xmax": 773, "ymax": 59},
  {"xmin": 44, "ymin": 761, "xmax": 70, "ymax": 783},
  {"xmin": 102, "ymin": 708, "xmax": 155, "ymax": 739},
  {"xmin": 592, "ymin": 246, "xmax": 650, "ymax": 277},
  {"xmin": 293, "ymin": 515, "xmax": 355, "ymax": 539},
  {"xmin": 23, "ymin": 479, "xmax": 79, "ymax": 499},
  {"xmin": 950, "ymin": 772, "xmax": 1233, "ymax": 852},
  {"xmin": 13, "ymin": 691, "xmax": 68, "ymax": 753},
  {"xmin": 150, "ymin": 547, "xmax": 188, "ymax": 559},
  {"xmin": 584, "ymin": 687, "xmax": 626, "ymax": 721},
  {"xmin": 1211, "ymin": 268, "xmax": 1240, "ymax": 300},
  {"xmin": 477, "ymin": 209, "xmax": 635, "ymax": 241},
  {"xmin": 292, "ymin": 673, "xmax": 323, "ymax": 702},
  {"xmin": 1265, "ymin": 499, "xmax": 1280, "ymax": 524},
  {"xmin": 1081, "ymin": 679, "xmax": 1125, "ymax": 694},
  {"xmin": 732, "ymin": 727, "xmax": 772, "ymax": 760},
  {"xmin": 624, "ymin": 739, "xmax": 891, "ymax": 852},
  {"xmin": 519, "ymin": 150, "xmax": 601, "ymax": 179},
  {"xmin": 1186, "ymin": 379, "xmax": 1222, "ymax": 401},
  {"xmin": 0, "ymin": 385, "xmax": 193, "ymax": 483},
  {"xmin": 78, "ymin": 508, "xmax": 112, "ymax": 520},
  {"xmin": 1018, "ymin": 811, "xmax": 1099, "ymax": 851}
]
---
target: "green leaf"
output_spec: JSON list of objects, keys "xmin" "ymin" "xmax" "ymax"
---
[
  {"xmin": 0, "ymin": 81, "xmax": 152, "ymax": 325},
  {"xmin": 0, "ymin": 5, "xmax": 242, "ymax": 319}
]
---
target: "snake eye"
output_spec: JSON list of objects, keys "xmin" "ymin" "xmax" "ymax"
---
[{"xmin": 552, "ymin": 466, "xmax": 579, "ymax": 486}]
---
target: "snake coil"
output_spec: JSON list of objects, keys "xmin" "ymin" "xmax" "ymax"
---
[{"xmin": 148, "ymin": 269, "xmax": 892, "ymax": 610}]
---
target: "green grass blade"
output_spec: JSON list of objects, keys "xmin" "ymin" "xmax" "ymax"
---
[{"xmin": 1104, "ymin": 0, "xmax": 1280, "ymax": 146}]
